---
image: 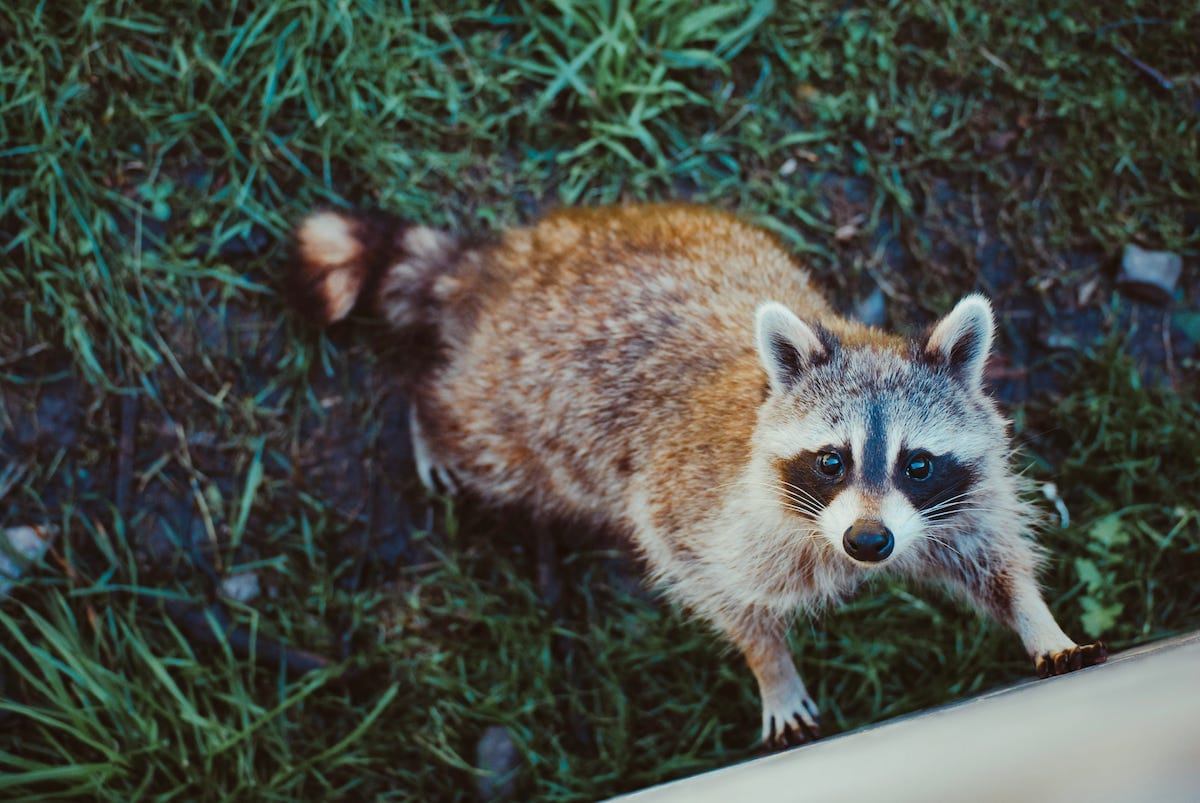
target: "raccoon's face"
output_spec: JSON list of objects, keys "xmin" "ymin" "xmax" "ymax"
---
[{"xmin": 755, "ymin": 295, "xmax": 1008, "ymax": 568}]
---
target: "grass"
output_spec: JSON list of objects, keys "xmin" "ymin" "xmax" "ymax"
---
[{"xmin": 1, "ymin": 0, "xmax": 1198, "ymax": 799}]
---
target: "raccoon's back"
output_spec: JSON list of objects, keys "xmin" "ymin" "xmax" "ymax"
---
[{"xmin": 415, "ymin": 204, "xmax": 831, "ymax": 526}]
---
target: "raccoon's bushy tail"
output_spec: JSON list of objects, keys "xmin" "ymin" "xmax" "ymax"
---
[{"xmin": 290, "ymin": 209, "xmax": 460, "ymax": 331}]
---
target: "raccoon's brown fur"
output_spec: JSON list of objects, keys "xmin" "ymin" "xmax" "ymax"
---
[{"xmin": 291, "ymin": 203, "xmax": 1106, "ymax": 748}]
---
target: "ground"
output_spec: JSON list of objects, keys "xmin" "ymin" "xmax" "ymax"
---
[{"xmin": 1, "ymin": 1, "xmax": 1199, "ymax": 800}]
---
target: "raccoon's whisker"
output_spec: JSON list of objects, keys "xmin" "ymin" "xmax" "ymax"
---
[
  {"xmin": 926, "ymin": 488, "xmax": 976, "ymax": 506},
  {"xmin": 919, "ymin": 496, "xmax": 989, "ymax": 521},
  {"xmin": 795, "ymin": 530, "xmax": 834, "ymax": 554},
  {"xmin": 921, "ymin": 531, "xmax": 963, "ymax": 558},
  {"xmin": 921, "ymin": 532, "xmax": 960, "ymax": 556},
  {"xmin": 922, "ymin": 520, "xmax": 970, "ymax": 535},
  {"xmin": 923, "ymin": 505, "xmax": 1007, "ymax": 521},
  {"xmin": 780, "ymin": 501, "xmax": 823, "ymax": 521},
  {"xmin": 928, "ymin": 504, "xmax": 1005, "ymax": 515},
  {"xmin": 899, "ymin": 493, "xmax": 975, "ymax": 532},
  {"xmin": 776, "ymin": 480, "xmax": 827, "ymax": 510},
  {"xmin": 923, "ymin": 504, "xmax": 986, "ymax": 519},
  {"xmin": 754, "ymin": 480, "xmax": 826, "ymax": 518},
  {"xmin": 923, "ymin": 523, "xmax": 977, "ymax": 546},
  {"xmin": 779, "ymin": 489, "xmax": 824, "ymax": 510},
  {"xmin": 783, "ymin": 501, "xmax": 825, "ymax": 521},
  {"xmin": 778, "ymin": 497, "xmax": 811, "ymax": 512},
  {"xmin": 794, "ymin": 531, "xmax": 827, "ymax": 548},
  {"xmin": 1010, "ymin": 426, "xmax": 1060, "ymax": 453},
  {"xmin": 781, "ymin": 497, "xmax": 826, "ymax": 519},
  {"xmin": 713, "ymin": 477, "xmax": 799, "ymax": 502},
  {"xmin": 776, "ymin": 478, "xmax": 819, "ymax": 495},
  {"xmin": 921, "ymin": 489, "xmax": 978, "ymax": 514},
  {"xmin": 897, "ymin": 495, "xmax": 994, "ymax": 533}
]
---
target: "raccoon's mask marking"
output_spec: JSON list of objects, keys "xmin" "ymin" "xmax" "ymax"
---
[
  {"xmin": 895, "ymin": 449, "xmax": 979, "ymax": 513},
  {"xmin": 778, "ymin": 444, "xmax": 980, "ymax": 511},
  {"xmin": 756, "ymin": 295, "xmax": 996, "ymax": 567},
  {"xmin": 778, "ymin": 447, "xmax": 853, "ymax": 511}
]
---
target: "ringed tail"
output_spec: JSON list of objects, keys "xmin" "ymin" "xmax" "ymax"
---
[{"xmin": 290, "ymin": 209, "xmax": 460, "ymax": 331}]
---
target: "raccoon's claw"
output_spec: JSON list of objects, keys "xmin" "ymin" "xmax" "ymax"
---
[
  {"xmin": 767, "ymin": 713, "xmax": 822, "ymax": 750},
  {"xmin": 763, "ymin": 704, "xmax": 822, "ymax": 750},
  {"xmin": 1034, "ymin": 641, "xmax": 1108, "ymax": 679},
  {"xmin": 410, "ymin": 407, "xmax": 458, "ymax": 495}
]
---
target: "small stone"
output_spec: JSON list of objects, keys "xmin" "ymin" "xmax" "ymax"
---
[
  {"xmin": 1076, "ymin": 276, "xmax": 1102, "ymax": 306},
  {"xmin": 0, "ymin": 526, "xmax": 57, "ymax": 597},
  {"xmin": 1117, "ymin": 244, "xmax": 1182, "ymax": 305},
  {"xmin": 981, "ymin": 129, "xmax": 1019, "ymax": 156},
  {"xmin": 219, "ymin": 572, "xmax": 261, "ymax": 603},
  {"xmin": 834, "ymin": 213, "xmax": 866, "ymax": 242},
  {"xmin": 475, "ymin": 725, "xmax": 520, "ymax": 800},
  {"xmin": 854, "ymin": 287, "xmax": 887, "ymax": 328}
]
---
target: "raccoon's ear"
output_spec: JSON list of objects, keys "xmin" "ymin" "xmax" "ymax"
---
[
  {"xmin": 755, "ymin": 302, "xmax": 833, "ymax": 393},
  {"xmin": 923, "ymin": 294, "xmax": 994, "ymax": 390}
]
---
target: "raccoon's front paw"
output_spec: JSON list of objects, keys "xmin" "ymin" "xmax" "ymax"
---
[
  {"xmin": 1034, "ymin": 641, "xmax": 1108, "ymax": 678},
  {"xmin": 762, "ymin": 692, "xmax": 822, "ymax": 750}
]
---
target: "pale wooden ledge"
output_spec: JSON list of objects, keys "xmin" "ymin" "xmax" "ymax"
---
[{"xmin": 614, "ymin": 632, "xmax": 1200, "ymax": 803}]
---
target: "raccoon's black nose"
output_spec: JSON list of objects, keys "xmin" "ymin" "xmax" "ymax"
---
[{"xmin": 843, "ymin": 521, "xmax": 895, "ymax": 563}]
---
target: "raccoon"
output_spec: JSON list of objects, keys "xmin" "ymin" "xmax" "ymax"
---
[{"xmin": 291, "ymin": 203, "xmax": 1106, "ymax": 749}]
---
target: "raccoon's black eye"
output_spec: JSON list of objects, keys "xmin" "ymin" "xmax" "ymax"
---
[
  {"xmin": 905, "ymin": 453, "xmax": 933, "ymax": 481},
  {"xmin": 816, "ymin": 451, "xmax": 845, "ymax": 478}
]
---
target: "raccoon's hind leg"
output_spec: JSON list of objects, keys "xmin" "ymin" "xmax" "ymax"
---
[
  {"xmin": 721, "ymin": 610, "xmax": 822, "ymax": 750},
  {"xmin": 409, "ymin": 404, "xmax": 457, "ymax": 495},
  {"xmin": 292, "ymin": 209, "xmax": 464, "ymax": 495}
]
